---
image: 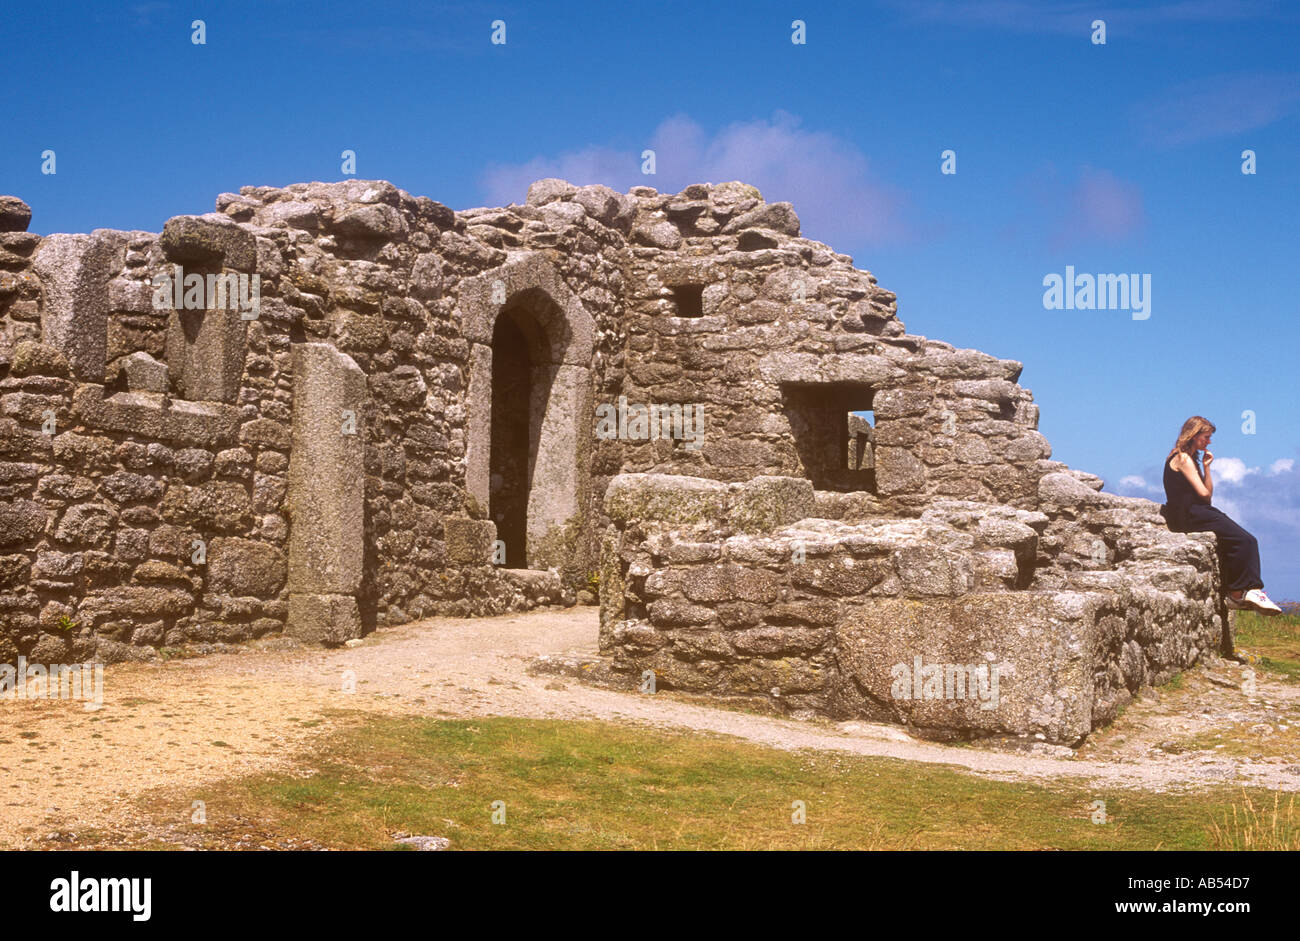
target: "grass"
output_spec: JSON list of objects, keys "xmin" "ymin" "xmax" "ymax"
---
[
  {"xmin": 1209, "ymin": 791, "xmax": 1300, "ymax": 850},
  {"xmin": 92, "ymin": 715, "xmax": 1300, "ymax": 851},
  {"xmin": 1234, "ymin": 610, "xmax": 1300, "ymax": 678}
]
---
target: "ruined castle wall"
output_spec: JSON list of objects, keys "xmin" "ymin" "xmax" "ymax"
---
[
  {"xmin": 1, "ymin": 175, "xmax": 1227, "ymax": 729},
  {"xmin": 0, "ymin": 180, "xmax": 632, "ymax": 658},
  {"xmin": 538, "ymin": 181, "xmax": 1058, "ymax": 518},
  {"xmin": 599, "ymin": 473, "xmax": 1224, "ymax": 743}
]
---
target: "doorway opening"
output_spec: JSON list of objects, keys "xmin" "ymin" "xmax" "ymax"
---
[{"xmin": 488, "ymin": 305, "xmax": 547, "ymax": 569}]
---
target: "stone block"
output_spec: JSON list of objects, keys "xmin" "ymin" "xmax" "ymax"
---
[
  {"xmin": 757, "ymin": 351, "xmax": 903, "ymax": 386},
  {"xmin": 159, "ymin": 214, "xmax": 256, "ymax": 271},
  {"xmin": 0, "ymin": 554, "xmax": 31, "ymax": 588},
  {"xmin": 729, "ymin": 476, "xmax": 814, "ymax": 533},
  {"xmin": 287, "ymin": 592, "xmax": 361, "ymax": 645},
  {"xmin": 0, "ymin": 196, "xmax": 32, "ymax": 232},
  {"xmin": 444, "ymin": 517, "xmax": 496, "ymax": 565},
  {"xmin": 874, "ymin": 446, "xmax": 926, "ymax": 494},
  {"xmin": 525, "ymin": 179, "xmax": 578, "ymax": 206},
  {"xmin": 732, "ymin": 626, "xmax": 828, "ymax": 655},
  {"xmin": 78, "ymin": 585, "xmax": 195, "ymax": 622},
  {"xmin": 53, "ymin": 504, "xmax": 116, "ymax": 548},
  {"xmin": 833, "ymin": 593, "xmax": 1094, "ymax": 743},
  {"xmin": 159, "ymin": 480, "xmax": 251, "ymax": 532},
  {"xmin": 118, "ymin": 351, "xmax": 168, "ymax": 392},
  {"xmin": 208, "ymin": 537, "xmax": 287, "ymax": 597},
  {"xmin": 9, "ymin": 341, "xmax": 70, "ymax": 377},
  {"xmin": 604, "ymin": 474, "xmax": 728, "ymax": 527},
  {"xmin": 72, "ymin": 385, "xmax": 240, "ymax": 446},
  {"xmin": 33, "ymin": 230, "xmax": 129, "ymax": 382},
  {"xmin": 648, "ymin": 598, "xmax": 716, "ymax": 627},
  {"xmin": 331, "ymin": 204, "xmax": 408, "ymax": 242},
  {"xmin": 790, "ymin": 553, "xmax": 890, "ymax": 595},
  {"xmin": 721, "ymin": 202, "xmax": 800, "ymax": 236},
  {"xmin": 949, "ymin": 379, "xmax": 1017, "ymax": 402},
  {"xmin": 100, "ymin": 471, "xmax": 165, "ymax": 504},
  {"xmin": 262, "ymin": 201, "xmax": 321, "ymax": 230},
  {"xmin": 164, "ymin": 305, "xmax": 248, "ymax": 404},
  {"xmin": 0, "ymin": 499, "xmax": 46, "ymax": 547},
  {"xmin": 1038, "ymin": 472, "xmax": 1111, "ymax": 509}
]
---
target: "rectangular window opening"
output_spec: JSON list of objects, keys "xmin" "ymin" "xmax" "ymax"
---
[
  {"xmin": 669, "ymin": 283, "xmax": 705, "ymax": 318},
  {"xmin": 782, "ymin": 384, "xmax": 877, "ymax": 493}
]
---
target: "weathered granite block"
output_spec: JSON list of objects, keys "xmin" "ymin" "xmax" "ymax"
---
[
  {"xmin": 444, "ymin": 517, "xmax": 497, "ymax": 565},
  {"xmin": 33, "ymin": 230, "xmax": 129, "ymax": 382},
  {"xmin": 287, "ymin": 592, "xmax": 361, "ymax": 645}
]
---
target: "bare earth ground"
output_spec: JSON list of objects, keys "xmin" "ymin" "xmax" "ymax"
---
[{"xmin": 2, "ymin": 606, "xmax": 1298, "ymax": 848}]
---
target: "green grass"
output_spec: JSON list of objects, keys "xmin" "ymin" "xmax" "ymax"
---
[
  {"xmin": 1235, "ymin": 610, "xmax": 1300, "ymax": 678},
  {"xmin": 117, "ymin": 715, "xmax": 1299, "ymax": 851}
]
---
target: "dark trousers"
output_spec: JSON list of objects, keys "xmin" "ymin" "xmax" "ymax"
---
[{"xmin": 1165, "ymin": 504, "xmax": 1263, "ymax": 592}]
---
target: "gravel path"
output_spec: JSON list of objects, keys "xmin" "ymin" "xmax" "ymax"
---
[{"xmin": 3, "ymin": 606, "xmax": 1297, "ymax": 848}]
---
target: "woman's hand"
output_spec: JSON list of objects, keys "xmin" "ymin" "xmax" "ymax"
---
[{"xmin": 1202, "ymin": 449, "xmax": 1214, "ymax": 468}]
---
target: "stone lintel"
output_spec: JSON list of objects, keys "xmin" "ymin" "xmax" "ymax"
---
[{"xmin": 457, "ymin": 250, "xmax": 594, "ymax": 365}]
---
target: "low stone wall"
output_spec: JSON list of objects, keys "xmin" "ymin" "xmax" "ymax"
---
[{"xmin": 600, "ymin": 473, "xmax": 1225, "ymax": 744}]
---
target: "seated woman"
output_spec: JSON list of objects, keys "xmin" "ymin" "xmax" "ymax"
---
[{"xmin": 1161, "ymin": 416, "xmax": 1281, "ymax": 615}]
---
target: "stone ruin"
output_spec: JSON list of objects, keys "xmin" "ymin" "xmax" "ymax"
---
[{"xmin": 0, "ymin": 179, "xmax": 1229, "ymax": 743}]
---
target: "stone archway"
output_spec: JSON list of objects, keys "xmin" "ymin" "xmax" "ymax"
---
[{"xmin": 461, "ymin": 252, "xmax": 593, "ymax": 572}]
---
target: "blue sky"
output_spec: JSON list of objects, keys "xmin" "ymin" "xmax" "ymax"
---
[{"xmin": 3, "ymin": 0, "xmax": 1298, "ymax": 595}]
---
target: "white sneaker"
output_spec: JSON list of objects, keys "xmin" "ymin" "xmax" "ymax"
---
[{"xmin": 1242, "ymin": 589, "xmax": 1283, "ymax": 616}]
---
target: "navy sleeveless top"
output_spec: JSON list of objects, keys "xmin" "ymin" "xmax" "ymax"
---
[{"xmin": 1162, "ymin": 450, "xmax": 1206, "ymax": 530}]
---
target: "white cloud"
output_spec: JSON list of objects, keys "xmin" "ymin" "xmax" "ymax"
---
[
  {"xmin": 1131, "ymin": 72, "xmax": 1300, "ymax": 147},
  {"xmin": 477, "ymin": 111, "xmax": 914, "ymax": 247},
  {"xmin": 1269, "ymin": 458, "xmax": 1295, "ymax": 475},
  {"xmin": 1211, "ymin": 456, "xmax": 1258, "ymax": 484},
  {"xmin": 1118, "ymin": 474, "xmax": 1162, "ymax": 495},
  {"xmin": 1005, "ymin": 163, "xmax": 1146, "ymax": 249}
]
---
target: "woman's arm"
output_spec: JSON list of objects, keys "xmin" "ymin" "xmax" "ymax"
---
[{"xmin": 1174, "ymin": 452, "xmax": 1212, "ymax": 500}]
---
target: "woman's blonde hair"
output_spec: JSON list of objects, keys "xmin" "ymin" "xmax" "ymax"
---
[{"xmin": 1167, "ymin": 416, "xmax": 1216, "ymax": 463}]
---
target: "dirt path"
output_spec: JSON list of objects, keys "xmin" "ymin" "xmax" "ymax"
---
[{"xmin": 3, "ymin": 606, "xmax": 1298, "ymax": 848}]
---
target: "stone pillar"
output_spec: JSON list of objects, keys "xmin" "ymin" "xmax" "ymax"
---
[
  {"xmin": 465, "ymin": 341, "xmax": 493, "ymax": 512},
  {"xmin": 32, "ymin": 229, "xmax": 129, "ymax": 383},
  {"xmin": 287, "ymin": 343, "xmax": 366, "ymax": 643}
]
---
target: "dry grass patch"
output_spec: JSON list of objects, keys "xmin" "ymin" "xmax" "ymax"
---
[
  {"xmin": 52, "ymin": 715, "xmax": 1300, "ymax": 851},
  {"xmin": 1209, "ymin": 791, "xmax": 1300, "ymax": 850}
]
